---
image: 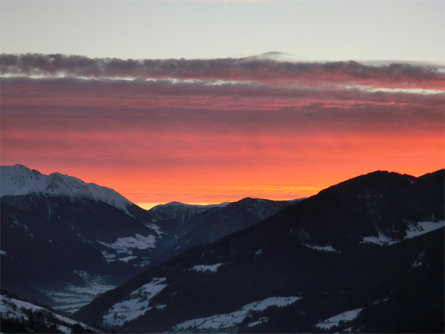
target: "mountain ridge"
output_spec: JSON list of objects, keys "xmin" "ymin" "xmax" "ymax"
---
[
  {"xmin": 73, "ymin": 168, "xmax": 444, "ymax": 332},
  {"xmin": 1, "ymin": 164, "xmax": 299, "ymax": 314}
]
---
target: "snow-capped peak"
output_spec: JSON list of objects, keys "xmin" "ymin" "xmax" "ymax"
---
[{"xmin": 1, "ymin": 164, "xmax": 133, "ymax": 212}]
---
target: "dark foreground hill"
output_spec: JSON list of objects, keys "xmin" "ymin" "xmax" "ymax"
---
[
  {"xmin": 75, "ymin": 169, "xmax": 444, "ymax": 333},
  {"xmin": 0, "ymin": 292, "xmax": 99, "ymax": 333}
]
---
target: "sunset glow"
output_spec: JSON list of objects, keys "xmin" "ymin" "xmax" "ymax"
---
[
  {"xmin": 1, "ymin": 55, "xmax": 444, "ymax": 207},
  {"xmin": 1, "ymin": 0, "xmax": 444, "ymax": 208},
  {"xmin": 1, "ymin": 2, "xmax": 445, "ymax": 332}
]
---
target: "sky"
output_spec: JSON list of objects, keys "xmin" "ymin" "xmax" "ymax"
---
[
  {"xmin": 1, "ymin": 0, "xmax": 444, "ymax": 62},
  {"xmin": 1, "ymin": 1, "xmax": 444, "ymax": 208}
]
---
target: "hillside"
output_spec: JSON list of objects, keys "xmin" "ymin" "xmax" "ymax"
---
[{"xmin": 74, "ymin": 169, "xmax": 444, "ymax": 332}]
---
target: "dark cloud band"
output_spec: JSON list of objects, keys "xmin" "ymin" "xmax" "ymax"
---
[{"xmin": 1, "ymin": 54, "xmax": 444, "ymax": 90}]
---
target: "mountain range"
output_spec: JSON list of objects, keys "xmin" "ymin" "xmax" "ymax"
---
[
  {"xmin": 1, "ymin": 165, "xmax": 444, "ymax": 333},
  {"xmin": 73, "ymin": 169, "xmax": 444, "ymax": 333},
  {"xmin": 0, "ymin": 164, "xmax": 296, "ymax": 313}
]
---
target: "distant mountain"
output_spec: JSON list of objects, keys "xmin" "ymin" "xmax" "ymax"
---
[
  {"xmin": 148, "ymin": 201, "xmax": 230, "ymax": 224},
  {"xmin": 1, "ymin": 165, "xmax": 158, "ymax": 312},
  {"xmin": 147, "ymin": 197, "xmax": 298, "ymax": 266},
  {"xmin": 1, "ymin": 164, "xmax": 296, "ymax": 313},
  {"xmin": 74, "ymin": 169, "xmax": 444, "ymax": 333}
]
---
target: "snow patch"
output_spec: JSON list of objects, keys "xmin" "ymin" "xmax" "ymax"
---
[
  {"xmin": 0, "ymin": 296, "xmax": 43, "ymax": 318},
  {"xmin": 304, "ymin": 244, "xmax": 340, "ymax": 253},
  {"xmin": 0, "ymin": 295, "xmax": 95, "ymax": 331},
  {"xmin": 371, "ymin": 297, "xmax": 389, "ymax": 306},
  {"xmin": 173, "ymin": 296, "xmax": 300, "ymax": 331},
  {"xmin": 411, "ymin": 261, "xmax": 422, "ymax": 268},
  {"xmin": 103, "ymin": 277, "xmax": 167, "ymax": 327},
  {"xmin": 139, "ymin": 257, "xmax": 151, "ymax": 267},
  {"xmin": 145, "ymin": 223, "xmax": 163, "ymax": 236},
  {"xmin": 410, "ymin": 251, "xmax": 425, "ymax": 270},
  {"xmin": 405, "ymin": 221, "xmax": 445, "ymax": 239},
  {"xmin": 101, "ymin": 251, "xmax": 117, "ymax": 263},
  {"xmin": 98, "ymin": 234, "xmax": 156, "ymax": 257},
  {"xmin": 247, "ymin": 317, "xmax": 268, "ymax": 328},
  {"xmin": 191, "ymin": 263, "xmax": 223, "ymax": 273},
  {"xmin": 118, "ymin": 255, "xmax": 138, "ymax": 263},
  {"xmin": 361, "ymin": 221, "xmax": 444, "ymax": 246},
  {"xmin": 57, "ymin": 325, "xmax": 72, "ymax": 334},
  {"xmin": 315, "ymin": 308, "xmax": 363, "ymax": 330},
  {"xmin": 361, "ymin": 232, "xmax": 397, "ymax": 246},
  {"xmin": 56, "ymin": 325, "xmax": 73, "ymax": 334}
]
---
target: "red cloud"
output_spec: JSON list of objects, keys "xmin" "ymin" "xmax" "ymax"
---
[{"xmin": 1, "ymin": 57, "xmax": 444, "ymax": 204}]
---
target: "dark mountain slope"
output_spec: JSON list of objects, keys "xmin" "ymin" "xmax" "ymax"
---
[
  {"xmin": 148, "ymin": 197, "xmax": 296, "ymax": 266},
  {"xmin": 1, "ymin": 164, "xmax": 166, "ymax": 312},
  {"xmin": 254, "ymin": 228, "xmax": 444, "ymax": 333},
  {"xmin": 1, "ymin": 194, "xmax": 157, "ymax": 312},
  {"xmin": 351, "ymin": 228, "xmax": 444, "ymax": 333},
  {"xmin": 1, "ymin": 164, "xmax": 297, "ymax": 313},
  {"xmin": 1, "ymin": 195, "xmax": 150, "ymax": 286},
  {"xmin": 74, "ymin": 169, "xmax": 444, "ymax": 333},
  {"xmin": 262, "ymin": 169, "xmax": 444, "ymax": 250}
]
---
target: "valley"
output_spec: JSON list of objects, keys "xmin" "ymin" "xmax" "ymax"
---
[{"xmin": 1, "ymin": 165, "xmax": 444, "ymax": 333}]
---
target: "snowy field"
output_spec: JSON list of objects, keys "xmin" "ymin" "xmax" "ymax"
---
[
  {"xmin": 98, "ymin": 233, "xmax": 157, "ymax": 263},
  {"xmin": 361, "ymin": 221, "xmax": 444, "ymax": 246},
  {"xmin": 315, "ymin": 307, "xmax": 363, "ymax": 330},
  {"xmin": 103, "ymin": 277, "xmax": 167, "ymax": 327},
  {"xmin": 361, "ymin": 232, "xmax": 397, "ymax": 245},
  {"xmin": 191, "ymin": 263, "xmax": 223, "ymax": 273},
  {"xmin": 405, "ymin": 221, "xmax": 445, "ymax": 239},
  {"xmin": 0, "ymin": 295, "xmax": 96, "ymax": 333},
  {"xmin": 173, "ymin": 296, "xmax": 301, "ymax": 330},
  {"xmin": 304, "ymin": 244, "xmax": 341, "ymax": 253}
]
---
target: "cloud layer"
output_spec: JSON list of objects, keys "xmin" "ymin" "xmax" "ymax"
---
[
  {"xmin": 2, "ymin": 54, "xmax": 444, "ymax": 90},
  {"xmin": 1, "ymin": 54, "xmax": 444, "ymax": 204}
]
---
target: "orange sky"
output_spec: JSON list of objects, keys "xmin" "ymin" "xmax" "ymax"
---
[{"xmin": 1, "ymin": 56, "xmax": 444, "ymax": 208}]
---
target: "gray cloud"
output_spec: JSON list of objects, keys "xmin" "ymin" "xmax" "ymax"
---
[{"xmin": 1, "ymin": 54, "xmax": 444, "ymax": 89}]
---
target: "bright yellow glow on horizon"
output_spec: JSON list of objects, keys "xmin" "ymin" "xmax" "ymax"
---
[
  {"xmin": 136, "ymin": 202, "xmax": 222, "ymax": 210},
  {"xmin": 134, "ymin": 185, "xmax": 325, "ymax": 210},
  {"xmin": 137, "ymin": 203, "xmax": 163, "ymax": 210}
]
